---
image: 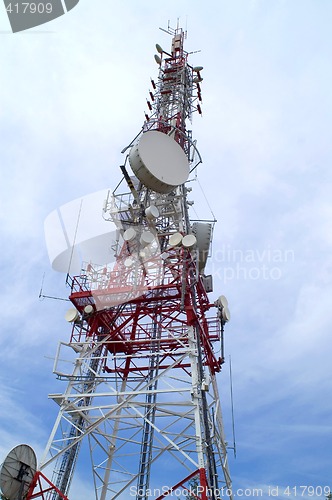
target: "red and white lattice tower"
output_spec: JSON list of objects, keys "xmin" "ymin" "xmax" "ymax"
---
[{"xmin": 26, "ymin": 26, "xmax": 233, "ymax": 500}]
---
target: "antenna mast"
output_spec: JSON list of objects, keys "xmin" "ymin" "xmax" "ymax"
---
[{"xmin": 2, "ymin": 26, "xmax": 233, "ymax": 500}]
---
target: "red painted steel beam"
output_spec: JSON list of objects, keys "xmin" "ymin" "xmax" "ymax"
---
[{"xmin": 27, "ymin": 471, "xmax": 69, "ymax": 500}]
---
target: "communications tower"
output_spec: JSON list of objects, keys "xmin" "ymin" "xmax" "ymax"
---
[{"xmin": 0, "ymin": 26, "xmax": 233, "ymax": 500}]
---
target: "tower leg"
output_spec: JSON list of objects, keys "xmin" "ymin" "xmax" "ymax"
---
[{"xmin": 26, "ymin": 471, "xmax": 69, "ymax": 500}]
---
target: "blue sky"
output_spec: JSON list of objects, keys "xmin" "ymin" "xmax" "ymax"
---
[{"xmin": 0, "ymin": 0, "xmax": 332, "ymax": 498}]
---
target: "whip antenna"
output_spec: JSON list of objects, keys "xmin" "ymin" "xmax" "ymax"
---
[{"xmin": 229, "ymin": 355, "xmax": 237, "ymax": 458}]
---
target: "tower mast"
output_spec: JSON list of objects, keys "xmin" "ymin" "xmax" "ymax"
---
[{"xmin": 21, "ymin": 26, "xmax": 233, "ymax": 500}]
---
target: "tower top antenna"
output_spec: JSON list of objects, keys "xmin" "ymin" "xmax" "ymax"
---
[{"xmin": 159, "ymin": 21, "xmax": 187, "ymax": 40}]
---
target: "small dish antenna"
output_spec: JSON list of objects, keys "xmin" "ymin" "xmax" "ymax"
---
[
  {"xmin": 140, "ymin": 230, "xmax": 155, "ymax": 248},
  {"xmin": 222, "ymin": 306, "xmax": 231, "ymax": 322},
  {"xmin": 0, "ymin": 444, "xmax": 37, "ymax": 500},
  {"xmin": 215, "ymin": 295, "xmax": 228, "ymax": 308},
  {"xmin": 124, "ymin": 257, "xmax": 134, "ymax": 268},
  {"xmin": 84, "ymin": 304, "xmax": 94, "ymax": 315},
  {"xmin": 145, "ymin": 205, "xmax": 159, "ymax": 220},
  {"xmin": 193, "ymin": 76, "xmax": 203, "ymax": 83},
  {"xmin": 169, "ymin": 232, "xmax": 183, "ymax": 247},
  {"xmin": 182, "ymin": 234, "xmax": 197, "ymax": 249},
  {"xmin": 65, "ymin": 308, "xmax": 80, "ymax": 323},
  {"xmin": 123, "ymin": 227, "xmax": 137, "ymax": 242},
  {"xmin": 154, "ymin": 54, "xmax": 161, "ymax": 65}
]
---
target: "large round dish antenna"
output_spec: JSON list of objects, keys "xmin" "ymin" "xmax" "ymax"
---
[
  {"xmin": 129, "ymin": 131, "xmax": 189, "ymax": 194},
  {"xmin": 0, "ymin": 444, "xmax": 37, "ymax": 500}
]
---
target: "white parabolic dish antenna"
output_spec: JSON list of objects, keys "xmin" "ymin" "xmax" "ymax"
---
[
  {"xmin": 0, "ymin": 444, "xmax": 37, "ymax": 500},
  {"xmin": 129, "ymin": 130, "xmax": 189, "ymax": 193}
]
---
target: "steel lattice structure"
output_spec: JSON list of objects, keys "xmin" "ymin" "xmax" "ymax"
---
[{"xmin": 24, "ymin": 25, "xmax": 233, "ymax": 500}]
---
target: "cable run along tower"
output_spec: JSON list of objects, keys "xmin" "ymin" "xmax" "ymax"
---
[{"xmin": 0, "ymin": 26, "xmax": 233, "ymax": 500}]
